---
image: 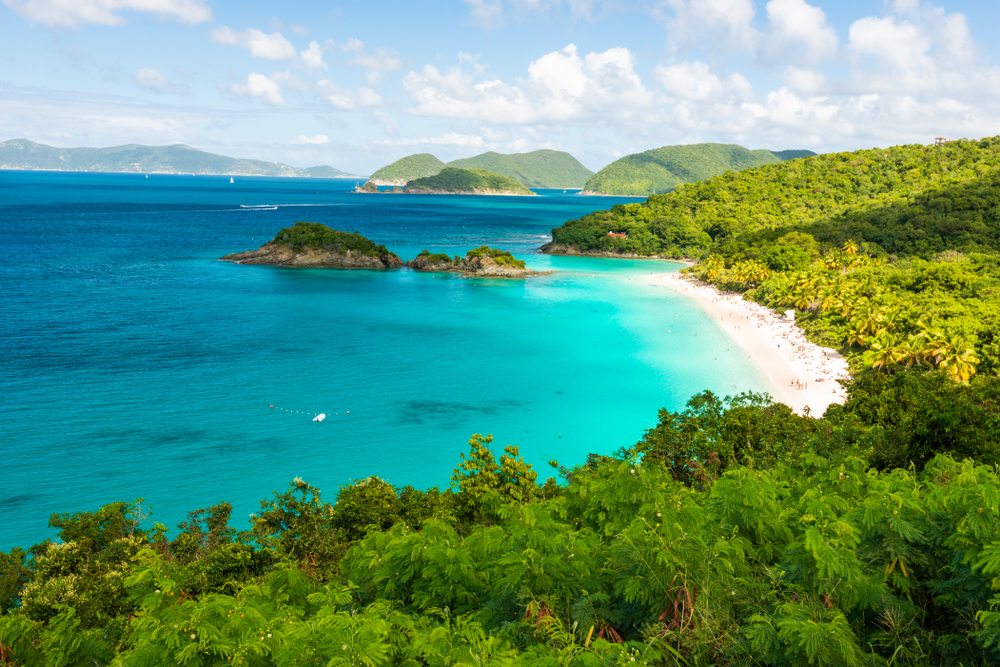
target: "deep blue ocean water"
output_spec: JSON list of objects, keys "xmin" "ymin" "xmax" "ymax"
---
[{"xmin": 0, "ymin": 171, "xmax": 772, "ymax": 549}]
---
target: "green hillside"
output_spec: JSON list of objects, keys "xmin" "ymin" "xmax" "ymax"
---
[
  {"xmin": 368, "ymin": 153, "xmax": 446, "ymax": 185},
  {"xmin": 582, "ymin": 143, "xmax": 816, "ymax": 195},
  {"xmin": 0, "ymin": 139, "xmax": 356, "ymax": 177},
  {"xmin": 405, "ymin": 167, "xmax": 534, "ymax": 195},
  {"xmin": 269, "ymin": 222, "xmax": 392, "ymax": 256},
  {"xmin": 446, "ymin": 149, "xmax": 593, "ymax": 188}
]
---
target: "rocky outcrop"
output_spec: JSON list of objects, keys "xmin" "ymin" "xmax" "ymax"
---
[
  {"xmin": 221, "ymin": 243, "xmax": 404, "ymax": 269},
  {"xmin": 353, "ymin": 180, "xmax": 379, "ymax": 193},
  {"xmin": 407, "ymin": 254, "xmax": 550, "ymax": 278}
]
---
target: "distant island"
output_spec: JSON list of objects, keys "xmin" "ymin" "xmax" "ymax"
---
[
  {"xmin": 402, "ymin": 167, "xmax": 536, "ymax": 195},
  {"xmin": 220, "ymin": 222, "xmax": 404, "ymax": 269},
  {"xmin": 368, "ymin": 149, "xmax": 593, "ymax": 188},
  {"xmin": 582, "ymin": 143, "xmax": 817, "ymax": 196},
  {"xmin": 222, "ymin": 222, "xmax": 544, "ymax": 277},
  {"xmin": 0, "ymin": 139, "xmax": 361, "ymax": 178}
]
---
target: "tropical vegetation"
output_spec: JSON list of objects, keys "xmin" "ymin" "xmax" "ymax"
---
[
  {"xmin": 405, "ymin": 167, "xmax": 535, "ymax": 195},
  {"xmin": 466, "ymin": 245, "xmax": 527, "ymax": 268},
  {"xmin": 581, "ymin": 143, "xmax": 815, "ymax": 196},
  {"xmin": 270, "ymin": 222, "xmax": 395, "ymax": 258}
]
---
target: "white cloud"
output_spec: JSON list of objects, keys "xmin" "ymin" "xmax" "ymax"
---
[
  {"xmin": 292, "ymin": 134, "xmax": 329, "ymax": 145},
  {"xmin": 763, "ymin": 0, "xmax": 838, "ymax": 64},
  {"xmin": 653, "ymin": 61, "xmax": 753, "ymax": 102},
  {"xmin": 300, "ymin": 41, "xmax": 326, "ymax": 71},
  {"xmin": 662, "ymin": 0, "xmax": 759, "ymax": 55},
  {"xmin": 229, "ymin": 73, "xmax": 285, "ymax": 106},
  {"xmin": 349, "ymin": 49, "xmax": 403, "ymax": 85},
  {"xmin": 339, "ymin": 37, "xmax": 365, "ymax": 53},
  {"xmin": 319, "ymin": 80, "xmax": 382, "ymax": 111},
  {"xmin": 211, "ymin": 27, "xmax": 297, "ymax": 61},
  {"xmin": 403, "ymin": 44, "xmax": 653, "ymax": 125},
  {"xmin": 376, "ymin": 133, "xmax": 485, "ymax": 148},
  {"xmin": 133, "ymin": 67, "xmax": 186, "ymax": 95},
  {"xmin": 2, "ymin": 0, "xmax": 211, "ymax": 27},
  {"xmin": 463, "ymin": 0, "xmax": 503, "ymax": 28}
]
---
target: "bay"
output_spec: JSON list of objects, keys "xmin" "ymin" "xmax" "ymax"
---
[{"xmin": 0, "ymin": 171, "xmax": 771, "ymax": 549}]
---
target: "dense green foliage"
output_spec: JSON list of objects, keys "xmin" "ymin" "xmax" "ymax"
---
[
  {"xmin": 415, "ymin": 249, "xmax": 455, "ymax": 264},
  {"xmin": 448, "ymin": 150, "xmax": 594, "ymax": 188},
  {"xmin": 0, "ymin": 139, "xmax": 353, "ymax": 177},
  {"xmin": 582, "ymin": 143, "xmax": 814, "ymax": 196},
  {"xmin": 3, "ymin": 383, "xmax": 1000, "ymax": 665},
  {"xmin": 269, "ymin": 222, "xmax": 393, "ymax": 257},
  {"xmin": 368, "ymin": 153, "xmax": 447, "ymax": 184},
  {"xmin": 406, "ymin": 167, "xmax": 535, "ymax": 195},
  {"xmin": 466, "ymin": 245, "xmax": 527, "ymax": 268}
]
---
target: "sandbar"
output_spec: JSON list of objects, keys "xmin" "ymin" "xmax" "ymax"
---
[{"xmin": 651, "ymin": 272, "xmax": 851, "ymax": 416}]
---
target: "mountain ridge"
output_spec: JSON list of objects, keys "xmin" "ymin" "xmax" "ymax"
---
[{"xmin": 0, "ymin": 139, "xmax": 360, "ymax": 178}]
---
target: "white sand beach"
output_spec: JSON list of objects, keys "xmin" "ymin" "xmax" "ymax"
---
[{"xmin": 651, "ymin": 272, "xmax": 851, "ymax": 416}]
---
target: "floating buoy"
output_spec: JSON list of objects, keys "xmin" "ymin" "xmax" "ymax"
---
[{"xmin": 313, "ymin": 414, "xmax": 326, "ymax": 422}]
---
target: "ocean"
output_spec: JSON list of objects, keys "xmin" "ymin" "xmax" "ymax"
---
[{"xmin": 0, "ymin": 171, "xmax": 772, "ymax": 549}]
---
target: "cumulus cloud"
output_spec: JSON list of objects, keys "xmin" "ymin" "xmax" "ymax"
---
[
  {"xmin": 348, "ymin": 48, "xmax": 403, "ymax": 85},
  {"xmin": 339, "ymin": 37, "xmax": 365, "ymax": 53},
  {"xmin": 318, "ymin": 80, "xmax": 382, "ymax": 111},
  {"xmin": 403, "ymin": 44, "xmax": 652, "ymax": 125},
  {"xmin": 300, "ymin": 41, "xmax": 326, "ymax": 71},
  {"xmin": 375, "ymin": 133, "xmax": 485, "ymax": 148},
  {"xmin": 292, "ymin": 134, "xmax": 329, "ymax": 144},
  {"xmin": 762, "ymin": 0, "xmax": 838, "ymax": 64},
  {"xmin": 211, "ymin": 27, "xmax": 297, "ymax": 61},
  {"xmin": 2, "ymin": 0, "xmax": 211, "ymax": 27},
  {"xmin": 133, "ymin": 67, "xmax": 187, "ymax": 95},
  {"xmin": 229, "ymin": 73, "xmax": 285, "ymax": 106},
  {"xmin": 653, "ymin": 60, "xmax": 753, "ymax": 102},
  {"xmin": 662, "ymin": 0, "xmax": 759, "ymax": 55}
]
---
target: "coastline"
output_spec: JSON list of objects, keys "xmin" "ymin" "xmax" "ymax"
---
[{"xmin": 652, "ymin": 272, "xmax": 851, "ymax": 416}]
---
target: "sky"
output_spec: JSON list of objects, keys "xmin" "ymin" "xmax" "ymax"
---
[{"xmin": 2, "ymin": 0, "xmax": 999, "ymax": 175}]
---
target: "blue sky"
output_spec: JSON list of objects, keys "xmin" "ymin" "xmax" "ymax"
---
[{"xmin": 2, "ymin": 0, "xmax": 999, "ymax": 174}]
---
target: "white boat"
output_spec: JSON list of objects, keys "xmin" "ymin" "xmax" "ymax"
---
[
  {"xmin": 230, "ymin": 177, "xmax": 234, "ymax": 183},
  {"xmin": 313, "ymin": 414, "xmax": 326, "ymax": 422}
]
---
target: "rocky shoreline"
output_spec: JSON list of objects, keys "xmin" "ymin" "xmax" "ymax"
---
[
  {"xmin": 407, "ymin": 253, "xmax": 550, "ymax": 278},
  {"xmin": 220, "ymin": 244, "xmax": 404, "ymax": 269},
  {"xmin": 538, "ymin": 241, "xmax": 686, "ymax": 261}
]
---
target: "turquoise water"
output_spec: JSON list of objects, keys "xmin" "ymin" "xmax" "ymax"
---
[{"xmin": 0, "ymin": 171, "xmax": 772, "ymax": 549}]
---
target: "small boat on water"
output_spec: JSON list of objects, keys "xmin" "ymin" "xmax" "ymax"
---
[
  {"xmin": 313, "ymin": 414, "xmax": 326, "ymax": 422},
  {"xmin": 230, "ymin": 177, "xmax": 234, "ymax": 183}
]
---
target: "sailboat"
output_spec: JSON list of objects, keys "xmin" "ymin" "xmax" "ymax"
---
[{"xmin": 230, "ymin": 177, "xmax": 234, "ymax": 184}]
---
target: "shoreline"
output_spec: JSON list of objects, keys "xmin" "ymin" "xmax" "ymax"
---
[{"xmin": 652, "ymin": 272, "xmax": 851, "ymax": 416}]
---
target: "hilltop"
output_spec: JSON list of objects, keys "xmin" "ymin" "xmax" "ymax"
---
[
  {"xmin": 582, "ymin": 143, "xmax": 816, "ymax": 196},
  {"xmin": 0, "ymin": 139, "xmax": 359, "ymax": 178},
  {"xmin": 404, "ymin": 167, "xmax": 535, "ymax": 195},
  {"xmin": 368, "ymin": 149, "xmax": 593, "ymax": 188},
  {"xmin": 447, "ymin": 149, "xmax": 593, "ymax": 188},
  {"xmin": 220, "ymin": 222, "xmax": 403, "ymax": 269}
]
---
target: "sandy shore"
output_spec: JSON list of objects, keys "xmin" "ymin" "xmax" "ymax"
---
[{"xmin": 651, "ymin": 272, "xmax": 851, "ymax": 416}]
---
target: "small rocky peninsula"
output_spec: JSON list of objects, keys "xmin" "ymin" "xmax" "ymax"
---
[
  {"xmin": 408, "ymin": 247, "xmax": 550, "ymax": 278},
  {"xmin": 220, "ymin": 222, "xmax": 404, "ymax": 269},
  {"xmin": 353, "ymin": 167, "xmax": 536, "ymax": 196}
]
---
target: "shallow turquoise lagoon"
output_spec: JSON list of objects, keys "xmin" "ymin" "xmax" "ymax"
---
[{"xmin": 0, "ymin": 172, "xmax": 772, "ymax": 549}]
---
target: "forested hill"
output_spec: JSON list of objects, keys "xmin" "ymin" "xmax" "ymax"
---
[
  {"xmin": 553, "ymin": 138, "xmax": 1000, "ymax": 259},
  {"xmin": 0, "ymin": 139, "xmax": 357, "ymax": 178},
  {"xmin": 447, "ymin": 149, "xmax": 594, "ymax": 188},
  {"xmin": 582, "ymin": 143, "xmax": 816, "ymax": 195},
  {"xmin": 368, "ymin": 149, "xmax": 593, "ymax": 188},
  {"xmin": 404, "ymin": 167, "xmax": 535, "ymax": 195},
  {"xmin": 368, "ymin": 153, "xmax": 446, "ymax": 185}
]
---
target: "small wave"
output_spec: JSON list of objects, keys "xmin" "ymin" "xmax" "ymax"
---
[{"xmin": 240, "ymin": 205, "xmax": 278, "ymax": 210}]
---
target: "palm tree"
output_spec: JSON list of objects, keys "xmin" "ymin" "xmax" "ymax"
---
[
  {"xmin": 843, "ymin": 239, "xmax": 859, "ymax": 255},
  {"xmin": 864, "ymin": 332, "xmax": 902, "ymax": 372},
  {"xmin": 932, "ymin": 331, "xmax": 979, "ymax": 384}
]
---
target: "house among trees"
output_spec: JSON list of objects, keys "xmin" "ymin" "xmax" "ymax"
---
[{"xmin": 607, "ymin": 231, "xmax": 628, "ymax": 239}]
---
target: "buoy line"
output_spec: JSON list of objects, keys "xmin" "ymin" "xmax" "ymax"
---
[{"xmin": 269, "ymin": 405, "xmax": 349, "ymax": 422}]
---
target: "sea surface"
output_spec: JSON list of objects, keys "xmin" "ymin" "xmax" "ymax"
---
[{"xmin": 0, "ymin": 171, "xmax": 772, "ymax": 549}]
